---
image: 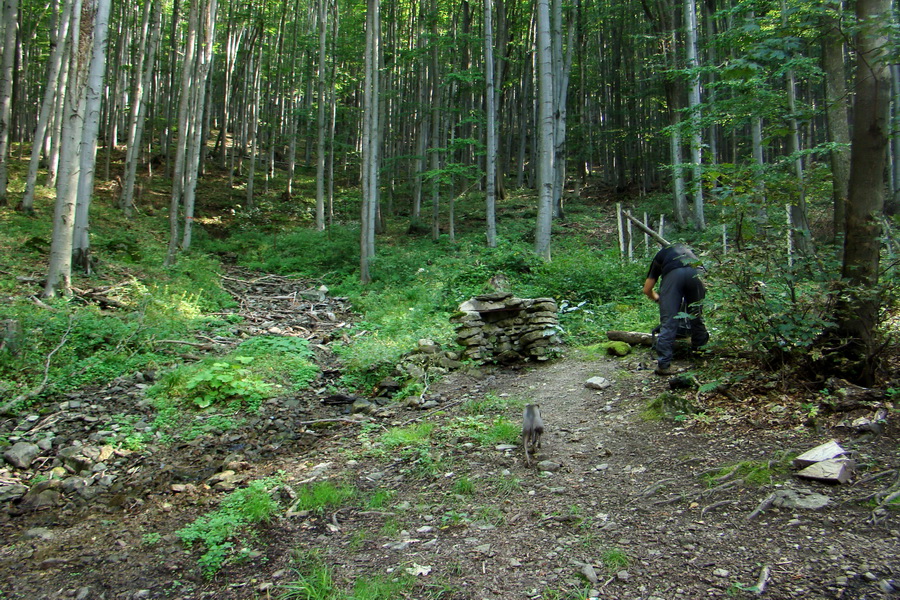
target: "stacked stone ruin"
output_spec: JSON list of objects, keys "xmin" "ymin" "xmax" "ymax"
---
[{"xmin": 452, "ymin": 292, "xmax": 562, "ymax": 363}]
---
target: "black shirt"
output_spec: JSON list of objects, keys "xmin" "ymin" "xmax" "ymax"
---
[{"xmin": 647, "ymin": 244, "xmax": 701, "ymax": 280}]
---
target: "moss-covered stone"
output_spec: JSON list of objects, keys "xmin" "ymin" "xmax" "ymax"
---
[{"xmin": 604, "ymin": 341, "xmax": 632, "ymax": 356}]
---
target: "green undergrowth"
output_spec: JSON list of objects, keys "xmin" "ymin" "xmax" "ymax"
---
[
  {"xmin": 177, "ymin": 476, "xmax": 282, "ymax": 578},
  {"xmin": 281, "ymin": 550, "xmax": 441, "ymax": 600},
  {"xmin": 136, "ymin": 336, "xmax": 318, "ymax": 445},
  {"xmin": 350, "ymin": 392, "xmax": 528, "ymax": 480}
]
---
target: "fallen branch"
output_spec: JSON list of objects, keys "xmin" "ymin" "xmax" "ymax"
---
[
  {"xmin": 700, "ymin": 500, "xmax": 735, "ymax": 518},
  {"xmin": 754, "ymin": 565, "xmax": 771, "ymax": 595},
  {"xmin": 747, "ymin": 492, "xmax": 777, "ymax": 521}
]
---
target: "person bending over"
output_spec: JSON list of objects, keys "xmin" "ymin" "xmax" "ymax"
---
[{"xmin": 643, "ymin": 243, "xmax": 709, "ymax": 375}]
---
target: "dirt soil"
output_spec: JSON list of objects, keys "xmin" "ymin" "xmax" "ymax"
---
[{"xmin": 0, "ymin": 293, "xmax": 898, "ymax": 600}]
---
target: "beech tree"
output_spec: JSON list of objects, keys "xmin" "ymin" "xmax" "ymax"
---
[
  {"xmin": 0, "ymin": 0, "xmax": 19, "ymax": 207},
  {"xmin": 832, "ymin": 0, "xmax": 891, "ymax": 385}
]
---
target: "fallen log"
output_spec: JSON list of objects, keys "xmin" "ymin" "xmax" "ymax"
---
[
  {"xmin": 606, "ymin": 330, "xmax": 693, "ymax": 347},
  {"xmin": 607, "ymin": 330, "xmax": 654, "ymax": 346}
]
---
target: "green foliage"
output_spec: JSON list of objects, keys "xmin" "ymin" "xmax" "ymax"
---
[
  {"xmin": 185, "ymin": 358, "xmax": 273, "ymax": 410},
  {"xmin": 469, "ymin": 418, "xmax": 520, "ymax": 446},
  {"xmin": 708, "ymin": 237, "xmax": 838, "ymax": 367},
  {"xmin": 177, "ymin": 477, "xmax": 281, "ymax": 578},
  {"xmin": 460, "ymin": 392, "xmax": 521, "ymax": 415},
  {"xmin": 452, "ymin": 477, "xmax": 476, "ymax": 496},
  {"xmin": 365, "ymin": 489, "xmax": 395, "ymax": 509},
  {"xmin": 205, "ymin": 226, "xmax": 360, "ymax": 279},
  {"xmin": 291, "ymin": 481, "xmax": 358, "ymax": 513},
  {"xmin": 600, "ymin": 548, "xmax": 631, "ymax": 573},
  {"xmin": 379, "ymin": 423, "xmax": 435, "ymax": 449}
]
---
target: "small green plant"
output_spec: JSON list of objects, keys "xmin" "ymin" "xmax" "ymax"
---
[
  {"xmin": 177, "ymin": 477, "xmax": 281, "ymax": 578},
  {"xmin": 379, "ymin": 423, "xmax": 435, "ymax": 448},
  {"xmin": 291, "ymin": 480, "xmax": 357, "ymax": 514},
  {"xmin": 366, "ymin": 488, "xmax": 396, "ymax": 509},
  {"xmin": 491, "ymin": 474, "xmax": 522, "ymax": 497},
  {"xmin": 460, "ymin": 392, "xmax": 520, "ymax": 415},
  {"xmin": 380, "ymin": 518, "xmax": 401, "ymax": 537},
  {"xmin": 440, "ymin": 510, "xmax": 470, "ymax": 527},
  {"xmin": 279, "ymin": 560, "xmax": 340, "ymax": 600},
  {"xmin": 600, "ymin": 548, "xmax": 630, "ymax": 573},
  {"xmin": 474, "ymin": 505, "xmax": 505, "ymax": 527},
  {"xmin": 141, "ymin": 532, "xmax": 162, "ymax": 546},
  {"xmin": 452, "ymin": 477, "xmax": 476, "ymax": 496},
  {"xmin": 471, "ymin": 418, "xmax": 520, "ymax": 446}
]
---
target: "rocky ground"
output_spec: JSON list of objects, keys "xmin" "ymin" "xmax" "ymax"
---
[{"xmin": 0, "ymin": 281, "xmax": 897, "ymax": 600}]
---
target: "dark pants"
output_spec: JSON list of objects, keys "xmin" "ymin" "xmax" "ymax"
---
[{"xmin": 656, "ymin": 267, "xmax": 708, "ymax": 367}]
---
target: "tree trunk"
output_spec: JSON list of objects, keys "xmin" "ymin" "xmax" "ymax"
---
[
  {"xmin": 0, "ymin": 0, "xmax": 20, "ymax": 206},
  {"xmin": 19, "ymin": 0, "xmax": 74, "ymax": 214},
  {"xmin": 181, "ymin": 0, "xmax": 216, "ymax": 252},
  {"xmin": 72, "ymin": 0, "xmax": 112, "ymax": 275},
  {"xmin": 534, "ymin": 0, "xmax": 553, "ymax": 259},
  {"xmin": 315, "ymin": 0, "xmax": 327, "ymax": 231},
  {"xmin": 164, "ymin": 0, "xmax": 199, "ymax": 267},
  {"xmin": 119, "ymin": 0, "xmax": 162, "ymax": 217},
  {"xmin": 360, "ymin": 0, "xmax": 379, "ymax": 283},
  {"xmin": 484, "ymin": 0, "xmax": 497, "ymax": 247},
  {"xmin": 684, "ymin": 0, "xmax": 704, "ymax": 230},
  {"xmin": 821, "ymin": 1, "xmax": 850, "ymax": 239},
  {"xmin": 833, "ymin": 0, "xmax": 891, "ymax": 385},
  {"xmin": 45, "ymin": 0, "xmax": 89, "ymax": 298}
]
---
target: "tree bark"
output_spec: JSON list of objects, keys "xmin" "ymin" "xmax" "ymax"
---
[
  {"xmin": 821, "ymin": 0, "xmax": 850, "ymax": 239},
  {"xmin": 484, "ymin": 0, "xmax": 497, "ymax": 247},
  {"xmin": 534, "ymin": 0, "xmax": 554, "ymax": 259},
  {"xmin": 0, "ymin": 0, "xmax": 20, "ymax": 206},
  {"xmin": 20, "ymin": 0, "xmax": 74, "ymax": 214},
  {"xmin": 119, "ymin": 0, "xmax": 162, "ymax": 217},
  {"xmin": 833, "ymin": 0, "xmax": 891, "ymax": 385},
  {"xmin": 72, "ymin": 0, "xmax": 112, "ymax": 275}
]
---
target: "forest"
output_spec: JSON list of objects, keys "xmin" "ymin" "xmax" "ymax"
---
[{"xmin": 0, "ymin": 0, "xmax": 897, "ymax": 598}]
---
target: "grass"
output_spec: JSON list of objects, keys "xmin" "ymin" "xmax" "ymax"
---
[
  {"xmin": 177, "ymin": 477, "xmax": 281, "ymax": 578},
  {"xmin": 291, "ymin": 481, "xmax": 358, "ymax": 513}
]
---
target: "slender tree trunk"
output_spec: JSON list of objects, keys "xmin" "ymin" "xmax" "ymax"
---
[
  {"xmin": 72, "ymin": 0, "xmax": 112, "ymax": 274},
  {"xmin": 182, "ymin": 0, "xmax": 216, "ymax": 252},
  {"xmin": 164, "ymin": 0, "xmax": 199, "ymax": 266},
  {"xmin": 484, "ymin": 0, "xmax": 497, "ymax": 247},
  {"xmin": 360, "ymin": 0, "xmax": 379, "ymax": 283},
  {"xmin": 119, "ymin": 0, "xmax": 162, "ymax": 217},
  {"xmin": 429, "ymin": 0, "xmax": 441, "ymax": 241},
  {"xmin": 19, "ymin": 0, "xmax": 74, "ymax": 214},
  {"xmin": 45, "ymin": 0, "xmax": 88, "ymax": 298},
  {"xmin": 534, "ymin": 0, "xmax": 554, "ymax": 259},
  {"xmin": 315, "ymin": 0, "xmax": 327, "ymax": 230},
  {"xmin": 0, "ymin": 0, "xmax": 20, "ymax": 206},
  {"xmin": 684, "ymin": 0, "xmax": 704, "ymax": 230}
]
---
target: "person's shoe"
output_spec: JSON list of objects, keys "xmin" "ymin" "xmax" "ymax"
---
[{"xmin": 654, "ymin": 364, "xmax": 675, "ymax": 376}]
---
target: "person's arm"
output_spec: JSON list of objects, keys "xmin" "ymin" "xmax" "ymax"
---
[{"xmin": 643, "ymin": 277, "xmax": 659, "ymax": 302}]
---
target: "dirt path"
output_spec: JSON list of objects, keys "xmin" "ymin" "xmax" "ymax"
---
[{"xmin": 0, "ymin": 345, "xmax": 897, "ymax": 599}]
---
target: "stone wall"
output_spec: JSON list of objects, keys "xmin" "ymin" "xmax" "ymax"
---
[{"xmin": 452, "ymin": 292, "xmax": 562, "ymax": 363}]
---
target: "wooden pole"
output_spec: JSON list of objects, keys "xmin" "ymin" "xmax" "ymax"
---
[
  {"xmin": 623, "ymin": 210, "xmax": 670, "ymax": 246},
  {"xmin": 616, "ymin": 203, "xmax": 625, "ymax": 256},
  {"xmin": 643, "ymin": 212, "xmax": 650, "ymax": 254}
]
